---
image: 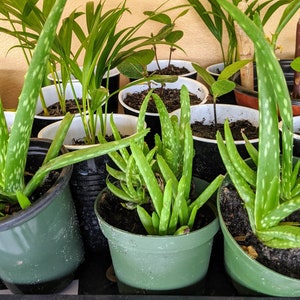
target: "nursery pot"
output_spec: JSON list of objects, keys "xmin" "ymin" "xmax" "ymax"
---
[
  {"xmin": 33, "ymin": 82, "xmax": 83, "ymax": 137},
  {"xmin": 171, "ymin": 104, "xmax": 259, "ymax": 182},
  {"xmin": 0, "ymin": 139, "xmax": 84, "ymax": 294},
  {"xmin": 38, "ymin": 114, "xmax": 141, "ymax": 253},
  {"xmin": 94, "ymin": 178, "xmax": 219, "ymax": 292},
  {"xmin": 47, "ymin": 68, "xmax": 120, "ymax": 113},
  {"xmin": 233, "ymin": 59, "xmax": 300, "ymax": 115},
  {"xmin": 119, "ymin": 76, "xmax": 208, "ymax": 146},
  {"xmin": 206, "ymin": 62, "xmax": 236, "ymax": 104},
  {"xmin": 217, "ymin": 174, "xmax": 300, "ymax": 297}
]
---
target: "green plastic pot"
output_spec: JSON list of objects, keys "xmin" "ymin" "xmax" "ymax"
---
[
  {"xmin": 94, "ymin": 178, "xmax": 219, "ymax": 292},
  {"xmin": 0, "ymin": 139, "xmax": 84, "ymax": 294},
  {"xmin": 217, "ymin": 176, "xmax": 300, "ymax": 297}
]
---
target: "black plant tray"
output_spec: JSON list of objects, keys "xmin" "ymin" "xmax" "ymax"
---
[{"xmin": 0, "ymin": 231, "xmax": 289, "ymax": 299}]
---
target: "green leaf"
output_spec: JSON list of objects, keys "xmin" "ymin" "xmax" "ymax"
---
[
  {"xmin": 165, "ymin": 30, "xmax": 183, "ymax": 44},
  {"xmin": 159, "ymin": 179, "xmax": 173, "ymax": 235},
  {"xmin": 211, "ymin": 80, "xmax": 235, "ymax": 99},
  {"xmin": 137, "ymin": 205, "xmax": 156, "ymax": 235},
  {"xmin": 291, "ymin": 57, "xmax": 300, "ymax": 72}
]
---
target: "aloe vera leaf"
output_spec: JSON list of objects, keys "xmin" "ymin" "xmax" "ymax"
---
[
  {"xmin": 157, "ymin": 154, "xmax": 178, "ymax": 194},
  {"xmin": 137, "ymin": 205, "xmax": 155, "ymax": 235},
  {"xmin": 152, "ymin": 93, "xmax": 177, "ymax": 170},
  {"xmin": 0, "ymin": 102, "xmax": 9, "ymax": 187},
  {"xmin": 187, "ymin": 205, "xmax": 199, "ymax": 230},
  {"xmin": 152, "ymin": 211, "xmax": 159, "ymax": 234},
  {"xmin": 4, "ymin": 0, "xmax": 67, "ymax": 194},
  {"xmin": 130, "ymin": 142, "xmax": 163, "ymax": 216},
  {"xmin": 189, "ymin": 174, "xmax": 224, "ymax": 212},
  {"xmin": 126, "ymin": 156, "xmax": 139, "ymax": 201},
  {"xmin": 168, "ymin": 175, "xmax": 188, "ymax": 233},
  {"xmin": 257, "ymin": 225, "xmax": 300, "ymax": 249},
  {"xmin": 106, "ymin": 178, "xmax": 134, "ymax": 202},
  {"xmin": 242, "ymin": 132, "xmax": 258, "ymax": 166},
  {"xmin": 43, "ymin": 112, "xmax": 74, "ymax": 164},
  {"xmin": 216, "ymin": 0, "xmax": 292, "ymax": 233},
  {"xmin": 106, "ymin": 165, "xmax": 126, "ymax": 182},
  {"xmin": 216, "ymin": 131, "xmax": 256, "ymax": 230},
  {"xmin": 223, "ymin": 119, "xmax": 256, "ymax": 186},
  {"xmin": 159, "ymin": 179, "xmax": 173, "ymax": 235},
  {"xmin": 182, "ymin": 123, "xmax": 193, "ymax": 199},
  {"xmin": 15, "ymin": 190, "xmax": 31, "ymax": 209},
  {"xmin": 24, "ymin": 129, "xmax": 149, "ymax": 196},
  {"xmin": 261, "ymin": 196, "xmax": 300, "ymax": 228}
]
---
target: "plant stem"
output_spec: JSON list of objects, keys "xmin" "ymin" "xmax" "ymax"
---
[
  {"xmin": 234, "ymin": 1, "xmax": 254, "ymax": 90},
  {"xmin": 293, "ymin": 18, "xmax": 300, "ymax": 100}
]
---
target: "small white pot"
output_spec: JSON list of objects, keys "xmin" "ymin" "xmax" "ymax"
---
[
  {"xmin": 147, "ymin": 59, "xmax": 197, "ymax": 79},
  {"xmin": 119, "ymin": 76, "xmax": 209, "ymax": 145},
  {"xmin": 171, "ymin": 104, "xmax": 259, "ymax": 182},
  {"xmin": 4, "ymin": 111, "xmax": 16, "ymax": 132},
  {"xmin": 38, "ymin": 113, "xmax": 141, "ymax": 150},
  {"xmin": 206, "ymin": 62, "xmax": 224, "ymax": 78}
]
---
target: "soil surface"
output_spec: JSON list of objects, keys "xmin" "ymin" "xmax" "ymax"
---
[
  {"xmin": 149, "ymin": 64, "xmax": 190, "ymax": 76},
  {"xmin": 123, "ymin": 88, "xmax": 202, "ymax": 113},
  {"xmin": 37, "ymin": 99, "xmax": 82, "ymax": 116},
  {"xmin": 96, "ymin": 180, "xmax": 215, "ymax": 235},
  {"xmin": 191, "ymin": 120, "xmax": 258, "ymax": 140},
  {"xmin": 1, "ymin": 169, "xmax": 59, "ymax": 217},
  {"xmin": 219, "ymin": 183, "xmax": 300, "ymax": 279}
]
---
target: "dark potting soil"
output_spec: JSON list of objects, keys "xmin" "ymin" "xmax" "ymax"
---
[
  {"xmin": 149, "ymin": 64, "xmax": 190, "ymax": 76},
  {"xmin": 0, "ymin": 164, "xmax": 59, "ymax": 216},
  {"xmin": 191, "ymin": 120, "xmax": 259, "ymax": 140},
  {"xmin": 96, "ymin": 180, "xmax": 215, "ymax": 235},
  {"xmin": 123, "ymin": 88, "xmax": 202, "ymax": 113},
  {"xmin": 219, "ymin": 183, "xmax": 300, "ymax": 279},
  {"xmin": 37, "ymin": 99, "xmax": 82, "ymax": 116}
]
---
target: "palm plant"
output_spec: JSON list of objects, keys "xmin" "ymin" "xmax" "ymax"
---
[
  {"xmin": 67, "ymin": 0, "xmax": 189, "ymax": 144},
  {"xmin": 216, "ymin": 0, "xmax": 300, "ymax": 249},
  {"xmin": 188, "ymin": 0, "xmax": 300, "ymax": 66},
  {"xmin": 0, "ymin": 0, "xmax": 148, "ymax": 217},
  {"xmin": 0, "ymin": 0, "xmax": 81, "ymax": 115}
]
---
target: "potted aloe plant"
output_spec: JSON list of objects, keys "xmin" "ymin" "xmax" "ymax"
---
[
  {"xmin": 215, "ymin": 0, "xmax": 300, "ymax": 296},
  {"xmin": 94, "ymin": 85, "xmax": 223, "ymax": 293},
  {"xmin": 37, "ymin": 0, "xmax": 191, "ymax": 253},
  {"xmin": 0, "ymin": 0, "xmax": 148, "ymax": 294}
]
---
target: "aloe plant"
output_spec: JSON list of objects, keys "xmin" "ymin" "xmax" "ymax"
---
[
  {"xmin": 0, "ymin": 0, "xmax": 148, "ymax": 217},
  {"xmin": 103, "ymin": 85, "xmax": 223, "ymax": 235},
  {"xmin": 215, "ymin": 0, "xmax": 300, "ymax": 249}
]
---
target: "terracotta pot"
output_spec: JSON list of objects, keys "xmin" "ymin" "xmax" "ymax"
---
[{"xmin": 233, "ymin": 59, "xmax": 300, "ymax": 115}]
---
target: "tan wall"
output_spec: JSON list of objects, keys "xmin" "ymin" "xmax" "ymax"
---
[{"xmin": 0, "ymin": 0, "xmax": 298, "ymax": 109}]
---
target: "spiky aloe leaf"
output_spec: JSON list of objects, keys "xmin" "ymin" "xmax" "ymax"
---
[{"xmin": 3, "ymin": 0, "xmax": 67, "ymax": 195}]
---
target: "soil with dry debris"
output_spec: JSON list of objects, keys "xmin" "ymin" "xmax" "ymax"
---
[
  {"xmin": 191, "ymin": 120, "xmax": 258, "ymax": 140},
  {"xmin": 96, "ymin": 180, "xmax": 215, "ymax": 235},
  {"xmin": 123, "ymin": 88, "xmax": 202, "ymax": 113},
  {"xmin": 219, "ymin": 183, "xmax": 300, "ymax": 279}
]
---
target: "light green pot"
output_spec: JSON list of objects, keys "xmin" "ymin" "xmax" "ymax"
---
[
  {"xmin": 95, "ymin": 178, "xmax": 219, "ymax": 292},
  {"xmin": 0, "ymin": 139, "xmax": 84, "ymax": 294},
  {"xmin": 217, "ymin": 177, "xmax": 300, "ymax": 297}
]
